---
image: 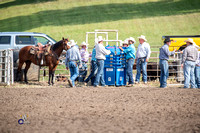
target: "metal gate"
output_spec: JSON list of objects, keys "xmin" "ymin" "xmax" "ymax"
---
[{"xmin": 0, "ymin": 49, "xmax": 14, "ymax": 85}]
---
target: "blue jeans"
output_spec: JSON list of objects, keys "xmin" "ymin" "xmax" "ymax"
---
[
  {"xmin": 159, "ymin": 60, "xmax": 169, "ymax": 88},
  {"xmin": 195, "ymin": 66, "xmax": 200, "ymax": 88},
  {"xmin": 135, "ymin": 58, "xmax": 147, "ymax": 82},
  {"xmin": 68, "ymin": 61, "xmax": 79, "ymax": 87},
  {"xmin": 84, "ymin": 60, "xmax": 98, "ymax": 85},
  {"xmin": 126, "ymin": 58, "xmax": 134, "ymax": 84},
  {"xmin": 94, "ymin": 59, "xmax": 106, "ymax": 86},
  {"xmin": 184, "ymin": 61, "xmax": 196, "ymax": 88}
]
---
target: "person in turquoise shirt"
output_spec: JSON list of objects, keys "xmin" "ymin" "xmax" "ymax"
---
[{"xmin": 119, "ymin": 37, "xmax": 136, "ymax": 87}]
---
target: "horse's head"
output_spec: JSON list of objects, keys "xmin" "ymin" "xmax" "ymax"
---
[{"xmin": 62, "ymin": 37, "xmax": 70, "ymax": 51}]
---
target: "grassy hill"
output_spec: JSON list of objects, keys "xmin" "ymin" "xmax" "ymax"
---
[{"xmin": 0, "ymin": 0, "xmax": 200, "ymax": 50}]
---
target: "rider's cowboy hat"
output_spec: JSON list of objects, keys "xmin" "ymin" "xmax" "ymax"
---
[
  {"xmin": 138, "ymin": 35, "xmax": 147, "ymax": 42},
  {"xmin": 80, "ymin": 41, "xmax": 89, "ymax": 47},
  {"xmin": 129, "ymin": 37, "xmax": 136, "ymax": 43},
  {"xmin": 68, "ymin": 40, "xmax": 77, "ymax": 47}
]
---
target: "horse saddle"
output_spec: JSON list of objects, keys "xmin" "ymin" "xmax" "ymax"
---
[{"xmin": 30, "ymin": 45, "xmax": 51, "ymax": 57}]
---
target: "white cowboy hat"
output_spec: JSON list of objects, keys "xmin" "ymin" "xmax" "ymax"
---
[
  {"xmin": 97, "ymin": 36, "xmax": 104, "ymax": 42},
  {"xmin": 80, "ymin": 41, "xmax": 89, "ymax": 47},
  {"xmin": 123, "ymin": 39, "xmax": 129, "ymax": 44},
  {"xmin": 129, "ymin": 37, "xmax": 136, "ymax": 43},
  {"xmin": 138, "ymin": 35, "xmax": 147, "ymax": 42},
  {"xmin": 184, "ymin": 38, "xmax": 195, "ymax": 44},
  {"xmin": 68, "ymin": 40, "xmax": 77, "ymax": 47}
]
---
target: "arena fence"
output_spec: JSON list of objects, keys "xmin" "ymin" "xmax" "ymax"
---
[
  {"xmin": 0, "ymin": 49, "xmax": 14, "ymax": 85},
  {"xmin": 39, "ymin": 50, "xmax": 184, "ymax": 86}
]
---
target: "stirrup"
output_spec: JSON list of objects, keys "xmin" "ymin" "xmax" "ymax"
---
[{"xmin": 41, "ymin": 59, "xmax": 44, "ymax": 65}]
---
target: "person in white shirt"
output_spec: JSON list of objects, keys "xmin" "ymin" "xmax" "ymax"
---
[
  {"xmin": 135, "ymin": 35, "xmax": 151, "ymax": 84},
  {"xmin": 93, "ymin": 36, "xmax": 111, "ymax": 87}
]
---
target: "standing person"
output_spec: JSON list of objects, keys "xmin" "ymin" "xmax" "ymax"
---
[
  {"xmin": 65, "ymin": 40, "xmax": 82, "ymax": 87},
  {"xmin": 181, "ymin": 38, "xmax": 198, "ymax": 88},
  {"xmin": 79, "ymin": 42, "xmax": 89, "ymax": 82},
  {"xmin": 119, "ymin": 37, "xmax": 136, "ymax": 87},
  {"xmin": 122, "ymin": 39, "xmax": 129, "ymax": 84},
  {"xmin": 84, "ymin": 45, "xmax": 98, "ymax": 86},
  {"xmin": 93, "ymin": 36, "xmax": 111, "ymax": 87},
  {"xmin": 195, "ymin": 45, "xmax": 200, "ymax": 89},
  {"xmin": 135, "ymin": 35, "xmax": 151, "ymax": 84},
  {"xmin": 159, "ymin": 38, "xmax": 176, "ymax": 88}
]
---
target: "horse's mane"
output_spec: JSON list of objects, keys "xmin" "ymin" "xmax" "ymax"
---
[{"xmin": 51, "ymin": 39, "xmax": 68, "ymax": 51}]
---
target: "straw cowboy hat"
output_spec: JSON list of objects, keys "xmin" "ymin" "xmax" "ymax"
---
[
  {"xmin": 138, "ymin": 35, "xmax": 147, "ymax": 42},
  {"xmin": 97, "ymin": 36, "xmax": 104, "ymax": 42},
  {"xmin": 184, "ymin": 38, "xmax": 195, "ymax": 44},
  {"xmin": 68, "ymin": 40, "xmax": 77, "ymax": 47},
  {"xmin": 185, "ymin": 38, "xmax": 200, "ymax": 49},
  {"xmin": 80, "ymin": 41, "xmax": 89, "ymax": 47},
  {"xmin": 129, "ymin": 37, "xmax": 136, "ymax": 43}
]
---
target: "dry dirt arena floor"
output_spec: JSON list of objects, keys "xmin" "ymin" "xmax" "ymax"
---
[{"xmin": 0, "ymin": 82, "xmax": 200, "ymax": 133}]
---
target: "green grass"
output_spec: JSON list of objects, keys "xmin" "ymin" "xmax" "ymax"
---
[{"xmin": 0, "ymin": 0, "xmax": 200, "ymax": 51}]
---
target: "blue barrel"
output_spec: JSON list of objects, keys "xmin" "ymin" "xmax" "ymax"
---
[
  {"xmin": 116, "ymin": 66, "xmax": 126, "ymax": 86},
  {"xmin": 104, "ymin": 67, "xmax": 115, "ymax": 86}
]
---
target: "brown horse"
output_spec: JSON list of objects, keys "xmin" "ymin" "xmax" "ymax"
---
[{"xmin": 17, "ymin": 38, "xmax": 70, "ymax": 85}]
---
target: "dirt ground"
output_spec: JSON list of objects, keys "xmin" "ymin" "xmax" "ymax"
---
[{"xmin": 0, "ymin": 82, "xmax": 200, "ymax": 133}]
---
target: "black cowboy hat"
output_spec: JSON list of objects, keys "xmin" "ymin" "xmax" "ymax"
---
[{"xmin": 164, "ymin": 38, "xmax": 173, "ymax": 43}]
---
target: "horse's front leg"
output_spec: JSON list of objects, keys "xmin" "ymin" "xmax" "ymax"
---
[
  {"xmin": 51, "ymin": 65, "xmax": 58, "ymax": 86},
  {"xmin": 48, "ymin": 70, "xmax": 52, "ymax": 86},
  {"xmin": 51, "ymin": 70, "xmax": 55, "ymax": 86}
]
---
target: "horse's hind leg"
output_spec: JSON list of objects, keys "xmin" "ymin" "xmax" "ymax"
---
[
  {"xmin": 17, "ymin": 59, "xmax": 25, "ymax": 82},
  {"xmin": 24, "ymin": 61, "xmax": 31, "ymax": 84}
]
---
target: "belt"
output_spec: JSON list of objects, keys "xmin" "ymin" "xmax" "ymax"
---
[
  {"xmin": 127, "ymin": 58, "xmax": 133, "ymax": 61},
  {"xmin": 186, "ymin": 60, "xmax": 196, "ymax": 62},
  {"xmin": 138, "ymin": 57, "xmax": 146, "ymax": 59},
  {"xmin": 160, "ymin": 59, "xmax": 168, "ymax": 61}
]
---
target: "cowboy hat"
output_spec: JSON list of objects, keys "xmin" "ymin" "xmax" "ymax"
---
[
  {"xmin": 129, "ymin": 37, "xmax": 136, "ymax": 43},
  {"xmin": 80, "ymin": 41, "xmax": 89, "ymax": 47},
  {"xmin": 97, "ymin": 36, "xmax": 104, "ymax": 42},
  {"xmin": 164, "ymin": 37, "xmax": 173, "ymax": 43},
  {"xmin": 123, "ymin": 39, "xmax": 129, "ymax": 44},
  {"xmin": 68, "ymin": 40, "xmax": 77, "ymax": 47},
  {"xmin": 138, "ymin": 35, "xmax": 147, "ymax": 42},
  {"xmin": 184, "ymin": 38, "xmax": 195, "ymax": 44}
]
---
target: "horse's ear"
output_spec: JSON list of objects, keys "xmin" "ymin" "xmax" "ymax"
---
[{"xmin": 62, "ymin": 37, "xmax": 64, "ymax": 40}]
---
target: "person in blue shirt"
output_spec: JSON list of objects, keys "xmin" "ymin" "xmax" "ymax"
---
[
  {"xmin": 84, "ymin": 45, "xmax": 98, "ymax": 86},
  {"xmin": 159, "ymin": 38, "xmax": 176, "ymax": 88},
  {"xmin": 65, "ymin": 40, "xmax": 82, "ymax": 87},
  {"xmin": 119, "ymin": 37, "xmax": 136, "ymax": 87}
]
